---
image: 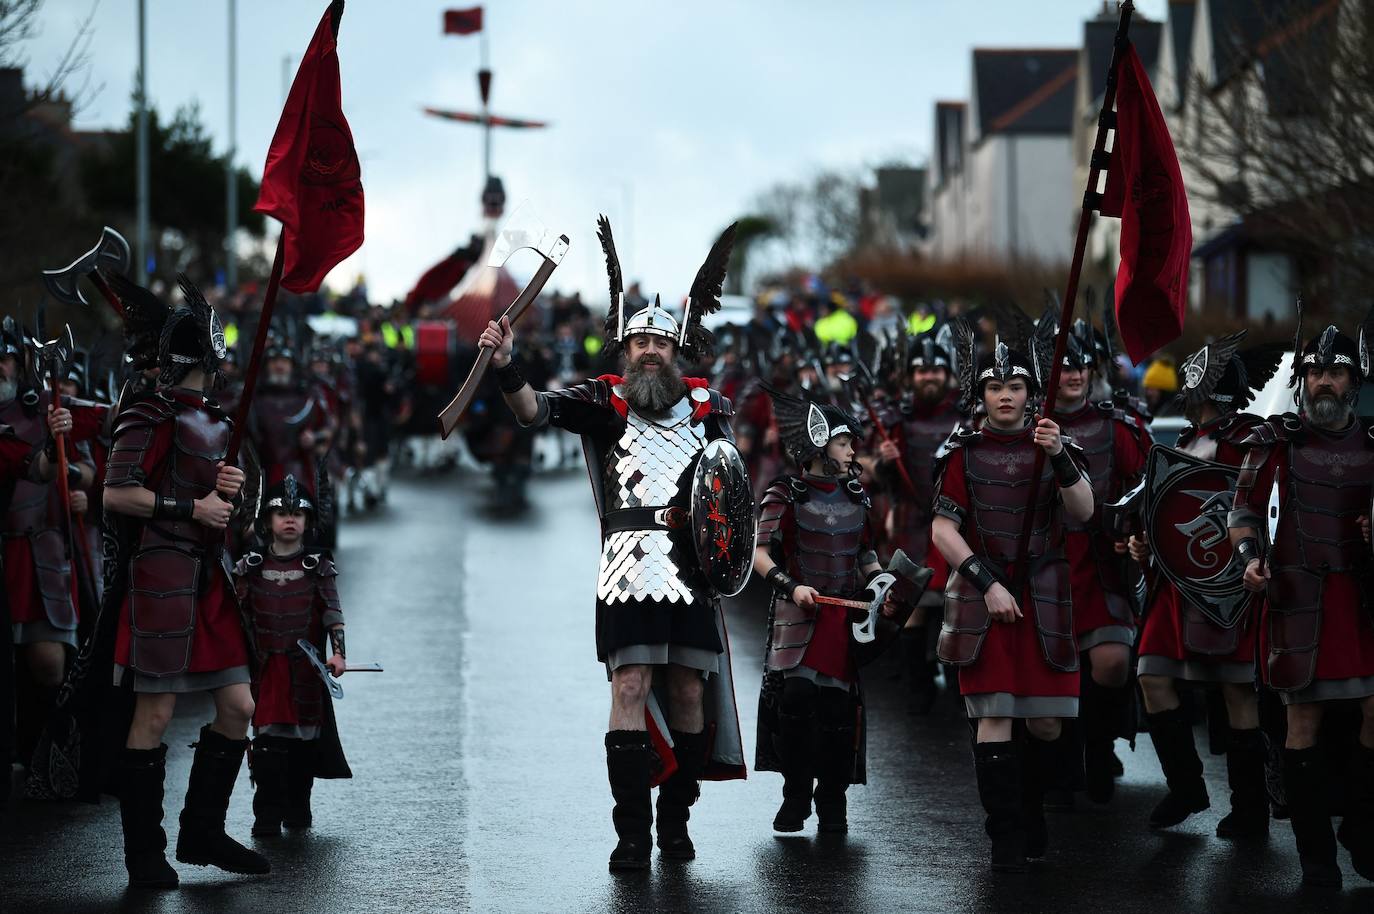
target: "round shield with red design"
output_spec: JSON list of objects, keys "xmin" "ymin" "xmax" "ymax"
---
[
  {"xmin": 1143, "ymin": 445, "xmax": 1248, "ymax": 628},
  {"xmin": 690, "ymin": 439, "xmax": 756, "ymax": 597}
]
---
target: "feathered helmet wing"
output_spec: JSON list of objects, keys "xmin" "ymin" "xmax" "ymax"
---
[
  {"xmin": 107, "ymin": 273, "xmax": 171, "ymax": 371},
  {"xmin": 763, "ymin": 381, "xmax": 861, "ymax": 468}
]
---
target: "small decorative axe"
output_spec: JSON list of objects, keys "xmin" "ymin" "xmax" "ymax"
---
[
  {"xmin": 437, "ymin": 202, "xmax": 569, "ymax": 439},
  {"xmin": 296, "ymin": 638, "xmax": 384, "ymax": 701},
  {"xmin": 42, "ymin": 227, "xmax": 132, "ymax": 316}
]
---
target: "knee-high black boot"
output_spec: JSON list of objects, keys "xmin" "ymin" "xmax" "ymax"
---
[
  {"xmin": 814, "ymin": 688, "xmax": 856, "ymax": 834},
  {"xmin": 974, "ymin": 740, "xmax": 1026, "ymax": 872},
  {"xmin": 656, "ymin": 729, "xmax": 705, "ymax": 859},
  {"xmin": 119, "ymin": 745, "xmax": 179, "ymax": 889},
  {"xmin": 1145, "ymin": 706, "xmax": 1210, "ymax": 829},
  {"xmin": 773, "ymin": 710, "xmax": 816, "ymax": 832},
  {"xmin": 1337, "ymin": 744, "xmax": 1374, "ymax": 882},
  {"xmin": 903, "ymin": 625, "xmax": 937, "ymax": 715},
  {"xmin": 1083, "ymin": 678, "xmax": 1127, "ymax": 804},
  {"xmin": 1285, "ymin": 746, "xmax": 1340, "ymax": 888},
  {"xmin": 605, "ymin": 730, "xmax": 652, "ymax": 870},
  {"xmin": 1216, "ymin": 727, "xmax": 1269, "ymax": 839},
  {"xmin": 1022, "ymin": 735, "xmax": 1053, "ymax": 859},
  {"xmin": 175, "ymin": 726, "xmax": 270, "ymax": 875},
  {"xmin": 282, "ymin": 739, "xmax": 316, "ymax": 829},
  {"xmin": 250, "ymin": 736, "xmax": 291, "ymax": 837}
]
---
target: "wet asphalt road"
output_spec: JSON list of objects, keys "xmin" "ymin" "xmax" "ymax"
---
[{"xmin": 6, "ymin": 465, "xmax": 1374, "ymax": 913}]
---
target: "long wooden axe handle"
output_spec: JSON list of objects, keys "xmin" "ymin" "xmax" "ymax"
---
[{"xmin": 437, "ymin": 243, "xmax": 567, "ymax": 439}]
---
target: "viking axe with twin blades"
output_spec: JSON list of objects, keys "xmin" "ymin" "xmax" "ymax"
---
[
  {"xmin": 437, "ymin": 202, "xmax": 570, "ymax": 439},
  {"xmin": 42, "ymin": 226, "xmax": 132, "ymax": 316}
]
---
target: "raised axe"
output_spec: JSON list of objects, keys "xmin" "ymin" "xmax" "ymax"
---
[
  {"xmin": 297, "ymin": 638, "xmax": 384, "ymax": 701},
  {"xmin": 437, "ymin": 202, "xmax": 570, "ymax": 439},
  {"xmin": 42, "ymin": 226, "xmax": 131, "ymax": 317}
]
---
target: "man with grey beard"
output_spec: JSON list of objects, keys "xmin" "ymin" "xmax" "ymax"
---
[
  {"xmin": 476, "ymin": 217, "xmax": 746, "ymax": 871},
  {"xmin": 1229, "ymin": 316, "xmax": 1374, "ymax": 889}
]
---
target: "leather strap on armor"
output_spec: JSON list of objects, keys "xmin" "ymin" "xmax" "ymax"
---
[
  {"xmin": 152, "ymin": 495, "xmax": 194, "ymax": 521},
  {"xmin": 494, "ymin": 359, "xmax": 528, "ymax": 393},
  {"xmin": 601, "ymin": 505, "xmax": 689, "ymax": 533},
  {"xmin": 1050, "ymin": 448, "xmax": 1082, "ymax": 488},
  {"xmin": 1234, "ymin": 537, "xmax": 1261, "ymax": 568},
  {"xmin": 957, "ymin": 555, "xmax": 999, "ymax": 594}
]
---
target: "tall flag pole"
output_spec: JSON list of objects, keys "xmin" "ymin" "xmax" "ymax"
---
[
  {"xmin": 230, "ymin": 0, "xmax": 363, "ymax": 462},
  {"xmin": 1013, "ymin": 0, "xmax": 1146, "ymax": 588}
]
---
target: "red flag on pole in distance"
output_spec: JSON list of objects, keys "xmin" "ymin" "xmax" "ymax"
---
[
  {"xmin": 403, "ymin": 243, "xmax": 480, "ymax": 313},
  {"xmin": 254, "ymin": 0, "xmax": 363, "ymax": 294},
  {"xmin": 444, "ymin": 7, "xmax": 483, "ymax": 35},
  {"xmin": 1100, "ymin": 42, "xmax": 1191, "ymax": 364}
]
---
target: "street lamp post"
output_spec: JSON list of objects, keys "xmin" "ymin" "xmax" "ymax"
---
[
  {"xmin": 226, "ymin": 0, "xmax": 238, "ymax": 292},
  {"xmin": 136, "ymin": 0, "xmax": 149, "ymax": 283}
]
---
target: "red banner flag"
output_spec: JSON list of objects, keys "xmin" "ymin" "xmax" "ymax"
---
[
  {"xmin": 1100, "ymin": 42, "xmax": 1191, "ymax": 363},
  {"xmin": 254, "ymin": 1, "xmax": 363, "ymax": 294},
  {"xmin": 403, "ymin": 243, "xmax": 480, "ymax": 312},
  {"xmin": 444, "ymin": 7, "xmax": 483, "ymax": 35}
]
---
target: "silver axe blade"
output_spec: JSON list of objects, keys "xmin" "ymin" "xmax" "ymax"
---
[
  {"xmin": 437, "ymin": 202, "xmax": 570, "ymax": 438},
  {"xmin": 42, "ymin": 226, "xmax": 131, "ymax": 311},
  {"xmin": 850, "ymin": 572, "xmax": 896, "ymax": 644}
]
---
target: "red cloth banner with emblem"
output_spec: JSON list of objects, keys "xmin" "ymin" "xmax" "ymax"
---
[
  {"xmin": 1100, "ymin": 42, "xmax": 1191, "ymax": 363},
  {"xmin": 254, "ymin": 0, "xmax": 363, "ymax": 294},
  {"xmin": 443, "ymin": 7, "xmax": 484, "ymax": 35}
]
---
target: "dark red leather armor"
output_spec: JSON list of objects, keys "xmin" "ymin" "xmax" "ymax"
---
[
  {"xmin": 758, "ymin": 476, "xmax": 871, "ymax": 671},
  {"xmin": 249, "ymin": 384, "xmax": 327, "ymax": 486},
  {"xmin": 106, "ymin": 392, "xmax": 234, "ymax": 677},
  {"xmin": 887, "ymin": 394, "xmax": 961, "ymax": 558},
  {"xmin": 0, "ymin": 392, "xmax": 75, "ymax": 630},
  {"xmin": 1262, "ymin": 417, "xmax": 1374, "ymax": 690},
  {"xmin": 935, "ymin": 428, "xmax": 1077, "ymax": 672},
  {"xmin": 1057, "ymin": 402, "xmax": 1140, "ymax": 624},
  {"xmin": 235, "ymin": 550, "xmax": 341, "ymax": 728}
]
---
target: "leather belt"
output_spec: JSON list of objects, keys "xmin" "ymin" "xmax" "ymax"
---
[{"xmin": 602, "ymin": 506, "xmax": 689, "ymax": 534}]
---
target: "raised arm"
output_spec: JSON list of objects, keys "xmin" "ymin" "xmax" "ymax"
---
[{"xmin": 480, "ymin": 316, "xmax": 539, "ymax": 425}]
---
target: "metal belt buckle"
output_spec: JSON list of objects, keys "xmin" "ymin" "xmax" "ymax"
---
[{"xmin": 655, "ymin": 507, "xmax": 688, "ymax": 529}]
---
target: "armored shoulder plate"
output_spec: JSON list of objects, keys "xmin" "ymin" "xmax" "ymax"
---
[
  {"xmin": 707, "ymin": 388, "xmax": 733, "ymax": 417},
  {"xmin": 304, "ymin": 551, "xmax": 339, "ymax": 577},
  {"xmin": 933, "ymin": 425, "xmax": 977, "ymax": 462},
  {"xmin": 234, "ymin": 551, "xmax": 264, "ymax": 576},
  {"xmin": 1238, "ymin": 414, "xmax": 1297, "ymax": 448},
  {"xmin": 761, "ymin": 477, "xmax": 798, "ymax": 508},
  {"xmin": 844, "ymin": 477, "xmax": 870, "ymax": 507},
  {"xmin": 114, "ymin": 395, "xmax": 177, "ymax": 435}
]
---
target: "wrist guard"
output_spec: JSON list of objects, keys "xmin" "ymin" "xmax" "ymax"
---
[
  {"xmin": 1050, "ymin": 448, "xmax": 1083, "ymax": 488},
  {"xmin": 1234, "ymin": 537, "xmax": 1261, "ymax": 568},
  {"xmin": 766, "ymin": 566, "xmax": 796, "ymax": 595},
  {"xmin": 329, "ymin": 627, "xmax": 346, "ymax": 659},
  {"xmin": 957, "ymin": 555, "xmax": 999, "ymax": 595},
  {"xmin": 494, "ymin": 359, "xmax": 527, "ymax": 394},
  {"xmin": 152, "ymin": 495, "xmax": 195, "ymax": 521}
]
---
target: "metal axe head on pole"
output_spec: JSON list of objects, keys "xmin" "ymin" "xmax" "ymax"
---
[
  {"xmin": 42, "ymin": 226, "xmax": 132, "ymax": 307},
  {"xmin": 487, "ymin": 200, "xmax": 569, "ymax": 270}
]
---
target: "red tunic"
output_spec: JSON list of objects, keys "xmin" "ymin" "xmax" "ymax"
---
[
  {"xmin": 1235, "ymin": 422, "xmax": 1374, "ymax": 688},
  {"xmin": 111, "ymin": 406, "xmax": 249, "ymax": 674},
  {"xmin": 1064, "ymin": 417, "xmax": 1150, "ymax": 642},
  {"xmin": 937, "ymin": 443, "xmax": 1079, "ymax": 702},
  {"xmin": 4, "ymin": 434, "xmax": 90, "ymax": 627}
]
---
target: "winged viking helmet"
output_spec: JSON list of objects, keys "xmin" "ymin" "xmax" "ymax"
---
[
  {"xmin": 1287, "ymin": 296, "xmax": 1374, "ymax": 406},
  {"xmin": 763, "ymin": 382, "xmax": 863, "ymax": 475},
  {"xmin": 597, "ymin": 216, "xmax": 738, "ymax": 362},
  {"xmin": 1175, "ymin": 330, "xmax": 1285, "ymax": 414}
]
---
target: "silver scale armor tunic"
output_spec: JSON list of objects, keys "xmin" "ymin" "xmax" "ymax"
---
[{"xmin": 597, "ymin": 395, "xmax": 706, "ymax": 606}]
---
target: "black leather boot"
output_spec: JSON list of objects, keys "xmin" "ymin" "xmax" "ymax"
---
[
  {"xmin": 656, "ymin": 729, "xmax": 705, "ymax": 859},
  {"xmin": 814, "ymin": 689, "xmax": 855, "ymax": 834},
  {"xmin": 1145, "ymin": 706, "xmax": 1210, "ymax": 829},
  {"xmin": 1216, "ymin": 728, "xmax": 1269, "ymax": 839},
  {"xmin": 605, "ymin": 730, "xmax": 652, "ymax": 870},
  {"xmin": 975, "ymin": 740, "xmax": 1026, "ymax": 872},
  {"xmin": 282, "ymin": 739, "xmax": 316, "ymax": 829},
  {"xmin": 250, "ymin": 737, "xmax": 291, "ymax": 837},
  {"xmin": 1285, "ymin": 746, "xmax": 1340, "ymax": 888},
  {"xmin": 1337, "ymin": 744, "xmax": 1374, "ymax": 882},
  {"xmin": 773, "ymin": 711, "xmax": 815, "ymax": 832},
  {"xmin": 1022, "ymin": 736, "xmax": 1052, "ymax": 859},
  {"xmin": 1083, "ymin": 679, "xmax": 1126, "ymax": 805},
  {"xmin": 903, "ymin": 625, "xmax": 938, "ymax": 716},
  {"xmin": 119, "ymin": 745, "xmax": 179, "ymax": 889},
  {"xmin": 175, "ymin": 726, "xmax": 271, "ymax": 875}
]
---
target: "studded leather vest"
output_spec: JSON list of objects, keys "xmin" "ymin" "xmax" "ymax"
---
[
  {"xmin": 936, "ymin": 426, "xmax": 1077, "ymax": 673},
  {"xmin": 0, "ymin": 391, "xmax": 75, "ymax": 629},
  {"xmin": 595, "ymin": 395, "xmax": 707, "ymax": 607},
  {"xmin": 786, "ymin": 477, "xmax": 868, "ymax": 596},
  {"xmin": 1272, "ymin": 420, "xmax": 1373, "ymax": 576}
]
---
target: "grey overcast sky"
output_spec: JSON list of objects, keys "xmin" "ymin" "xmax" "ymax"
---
[{"xmin": 20, "ymin": 0, "xmax": 1168, "ymax": 304}]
